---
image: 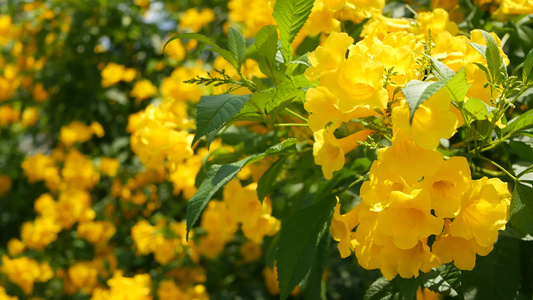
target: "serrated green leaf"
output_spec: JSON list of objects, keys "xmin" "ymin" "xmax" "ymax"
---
[
  {"xmin": 164, "ymin": 33, "xmax": 238, "ymax": 69},
  {"xmin": 186, "ymin": 138, "xmax": 298, "ymax": 239},
  {"xmin": 228, "ymin": 27, "xmax": 247, "ymax": 70},
  {"xmin": 273, "ymin": 0, "xmax": 314, "ymax": 63},
  {"xmin": 186, "ymin": 157, "xmax": 251, "ymax": 240},
  {"xmin": 464, "ymin": 97, "xmax": 490, "ymax": 123},
  {"xmin": 523, "ymin": 48, "xmax": 533, "ymax": 84},
  {"xmin": 255, "ymin": 25, "xmax": 284, "ymax": 83},
  {"xmin": 192, "ymin": 94, "xmax": 252, "ymax": 147},
  {"xmin": 240, "ymin": 89, "xmax": 274, "ymax": 114},
  {"xmin": 468, "ymin": 42, "xmax": 487, "ymax": 61},
  {"xmin": 461, "ymin": 235, "xmax": 520, "ymax": 300},
  {"xmin": 402, "ymin": 79, "xmax": 449, "ymax": 124},
  {"xmin": 510, "ymin": 182, "xmax": 533, "ymax": 235},
  {"xmin": 276, "ymin": 195, "xmax": 336, "ymax": 300},
  {"xmin": 503, "ymin": 108, "xmax": 533, "ymax": 137},
  {"xmin": 423, "ymin": 263, "xmax": 463, "ymax": 299},
  {"xmin": 363, "ymin": 277, "xmax": 401, "ymax": 300},
  {"xmin": 445, "ymin": 67, "xmax": 471, "ymax": 104},
  {"xmin": 300, "ymin": 232, "xmax": 330, "ymax": 300},
  {"xmin": 395, "ymin": 277, "xmax": 419, "ymax": 300},
  {"xmin": 257, "ymin": 157, "xmax": 286, "ymax": 202},
  {"xmin": 480, "ymin": 30, "xmax": 507, "ymax": 85},
  {"xmin": 422, "ymin": 53, "xmax": 456, "ymax": 80}
]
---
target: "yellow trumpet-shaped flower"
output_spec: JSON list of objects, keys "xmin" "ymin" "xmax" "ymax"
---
[{"xmin": 305, "ymin": 31, "xmax": 354, "ymax": 81}]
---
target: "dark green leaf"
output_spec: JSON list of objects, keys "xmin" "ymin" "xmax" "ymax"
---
[
  {"xmin": 186, "ymin": 139, "xmax": 298, "ymax": 239},
  {"xmin": 273, "ymin": 0, "xmax": 314, "ymax": 63},
  {"xmin": 510, "ymin": 182, "xmax": 533, "ymax": 235},
  {"xmin": 276, "ymin": 195, "xmax": 336, "ymax": 300},
  {"xmin": 164, "ymin": 33, "xmax": 238, "ymax": 69},
  {"xmin": 423, "ymin": 263, "xmax": 463, "ymax": 299},
  {"xmin": 461, "ymin": 235, "xmax": 520, "ymax": 300},
  {"xmin": 503, "ymin": 108, "xmax": 533, "ymax": 137},
  {"xmin": 192, "ymin": 94, "xmax": 252, "ymax": 147},
  {"xmin": 395, "ymin": 277, "xmax": 419, "ymax": 300},
  {"xmin": 508, "ymin": 140, "xmax": 533, "ymax": 163},
  {"xmin": 402, "ymin": 79, "xmax": 449, "ymax": 124},
  {"xmin": 228, "ymin": 27, "xmax": 247, "ymax": 70},
  {"xmin": 300, "ymin": 232, "xmax": 330, "ymax": 300},
  {"xmin": 257, "ymin": 157, "xmax": 286, "ymax": 202},
  {"xmin": 363, "ymin": 277, "xmax": 401, "ymax": 300},
  {"xmin": 523, "ymin": 48, "xmax": 533, "ymax": 84}
]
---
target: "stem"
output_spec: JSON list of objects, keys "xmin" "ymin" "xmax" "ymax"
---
[
  {"xmin": 477, "ymin": 155, "xmax": 516, "ymax": 181},
  {"xmin": 273, "ymin": 123, "xmax": 309, "ymax": 127},
  {"xmin": 285, "ymin": 108, "xmax": 308, "ymax": 122}
]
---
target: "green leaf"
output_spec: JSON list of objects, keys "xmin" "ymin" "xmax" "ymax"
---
[
  {"xmin": 240, "ymin": 89, "xmax": 274, "ymax": 114},
  {"xmin": 423, "ymin": 263, "xmax": 463, "ymax": 299},
  {"xmin": 228, "ymin": 27, "xmax": 247, "ymax": 71},
  {"xmin": 300, "ymin": 232, "xmax": 330, "ymax": 300},
  {"xmin": 255, "ymin": 25, "xmax": 284, "ymax": 82},
  {"xmin": 510, "ymin": 182, "xmax": 533, "ymax": 235},
  {"xmin": 480, "ymin": 30, "xmax": 508, "ymax": 85},
  {"xmin": 523, "ymin": 48, "xmax": 533, "ymax": 84},
  {"xmin": 517, "ymin": 164, "xmax": 533, "ymax": 178},
  {"xmin": 445, "ymin": 67, "xmax": 471, "ymax": 105},
  {"xmin": 422, "ymin": 53, "xmax": 456, "ymax": 80},
  {"xmin": 363, "ymin": 277, "xmax": 401, "ymax": 300},
  {"xmin": 186, "ymin": 157, "xmax": 251, "ymax": 240},
  {"xmin": 395, "ymin": 277, "xmax": 419, "ymax": 300},
  {"xmin": 257, "ymin": 157, "xmax": 286, "ymax": 202},
  {"xmin": 164, "ymin": 33, "xmax": 238, "ymax": 69},
  {"xmin": 461, "ymin": 235, "xmax": 520, "ymax": 300},
  {"xmin": 272, "ymin": 0, "xmax": 314, "ymax": 63},
  {"xmin": 468, "ymin": 42, "xmax": 487, "ymax": 60},
  {"xmin": 192, "ymin": 94, "xmax": 252, "ymax": 148},
  {"xmin": 186, "ymin": 139, "xmax": 298, "ymax": 239},
  {"xmin": 464, "ymin": 97, "xmax": 490, "ymax": 123},
  {"xmin": 276, "ymin": 195, "xmax": 336, "ymax": 300},
  {"xmin": 402, "ymin": 79, "xmax": 449, "ymax": 123},
  {"xmin": 508, "ymin": 140, "xmax": 533, "ymax": 163},
  {"xmin": 503, "ymin": 108, "xmax": 533, "ymax": 137}
]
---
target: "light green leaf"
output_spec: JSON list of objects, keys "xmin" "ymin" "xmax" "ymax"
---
[
  {"xmin": 523, "ymin": 48, "xmax": 533, "ymax": 84},
  {"xmin": 257, "ymin": 157, "xmax": 286, "ymax": 202},
  {"xmin": 276, "ymin": 195, "xmax": 336, "ymax": 300},
  {"xmin": 503, "ymin": 108, "xmax": 533, "ymax": 137},
  {"xmin": 186, "ymin": 138, "xmax": 298, "ymax": 239},
  {"xmin": 228, "ymin": 27, "xmax": 247, "ymax": 70},
  {"xmin": 192, "ymin": 94, "xmax": 252, "ymax": 147},
  {"xmin": 461, "ymin": 235, "xmax": 520, "ymax": 300},
  {"xmin": 464, "ymin": 97, "xmax": 490, "ymax": 123},
  {"xmin": 273, "ymin": 0, "xmax": 314, "ymax": 63},
  {"xmin": 402, "ymin": 79, "xmax": 449, "ymax": 124},
  {"xmin": 445, "ymin": 67, "xmax": 471, "ymax": 105},
  {"xmin": 510, "ymin": 182, "xmax": 533, "ymax": 235},
  {"xmin": 480, "ymin": 30, "xmax": 508, "ymax": 85},
  {"xmin": 422, "ymin": 53, "xmax": 456, "ymax": 80},
  {"xmin": 164, "ymin": 33, "xmax": 238, "ymax": 69},
  {"xmin": 255, "ymin": 25, "xmax": 284, "ymax": 82}
]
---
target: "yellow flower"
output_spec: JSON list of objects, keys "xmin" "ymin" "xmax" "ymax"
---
[
  {"xmin": 240, "ymin": 240, "xmax": 263, "ymax": 262},
  {"xmin": 414, "ymin": 156, "xmax": 471, "ymax": 218},
  {"xmin": 60, "ymin": 121, "xmax": 103, "ymax": 147},
  {"xmin": 380, "ymin": 240, "xmax": 441, "ymax": 280},
  {"xmin": 130, "ymin": 80, "xmax": 157, "ymax": 104},
  {"xmin": 61, "ymin": 150, "xmax": 100, "ymax": 190},
  {"xmin": 414, "ymin": 8, "xmax": 459, "ymax": 37},
  {"xmin": 179, "ymin": 8, "xmax": 216, "ymax": 33},
  {"xmin": 21, "ymin": 153, "xmax": 58, "ymax": 184},
  {"xmin": 313, "ymin": 129, "xmax": 374, "ymax": 179},
  {"xmin": 320, "ymin": 51, "xmax": 388, "ymax": 115},
  {"xmin": 495, "ymin": 0, "xmax": 533, "ymax": 15},
  {"xmin": 131, "ymin": 220, "xmax": 157, "ymax": 255},
  {"xmin": 77, "ymin": 221, "xmax": 116, "ymax": 245},
  {"xmin": 55, "ymin": 189, "xmax": 92, "ymax": 229},
  {"xmin": 21, "ymin": 217, "xmax": 61, "ymax": 250},
  {"xmin": 21, "ymin": 107, "xmax": 39, "ymax": 127},
  {"xmin": 377, "ymin": 189, "xmax": 444, "ymax": 250},
  {"xmin": 449, "ymin": 177, "xmax": 510, "ymax": 248},
  {"xmin": 102, "ymin": 271, "xmax": 152, "ymax": 300},
  {"xmin": 305, "ymin": 31, "xmax": 354, "ymax": 81},
  {"xmin": 101, "ymin": 63, "xmax": 136, "ymax": 88},
  {"xmin": 68, "ymin": 262, "xmax": 99, "ymax": 293},
  {"xmin": 7, "ymin": 238, "xmax": 25, "ymax": 257},
  {"xmin": 228, "ymin": 0, "xmax": 275, "ymax": 37},
  {"xmin": 392, "ymin": 89, "xmax": 460, "ymax": 150},
  {"xmin": 0, "ymin": 286, "xmax": 18, "ymax": 300},
  {"xmin": 330, "ymin": 198, "xmax": 361, "ymax": 258},
  {"xmin": 417, "ymin": 287, "xmax": 441, "ymax": 300},
  {"xmin": 359, "ymin": 161, "xmax": 408, "ymax": 211},
  {"xmin": 305, "ymin": 2, "xmax": 341, "ymax": 37},
  {"xmin": 0, "ymin": 104, "xmax": 20, "ymax": 125},
  {"xmin": 157, "ymin": 280, "xmax": 186, "ymax": 300},
  {"xmin": 99, "ymin": 158, "xmax": 120, "ymax": 177},
  {"xmin": 164, "ymin": 38, "xmax": 186, "ymax": 61},
  {"xmin": 432, "ymin": 219, "xmax": 493, "ymax": 270},
  {"xmin": 32, "ymin": 83, "xmax": 49, "ymax": 102},
  {"xmin": 1, "ymin": 256, "xmax": 53, "ymax": 295},
  {"xmin": 0, "ymin": 174, "xmax": 12, "ymax": 197}
]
